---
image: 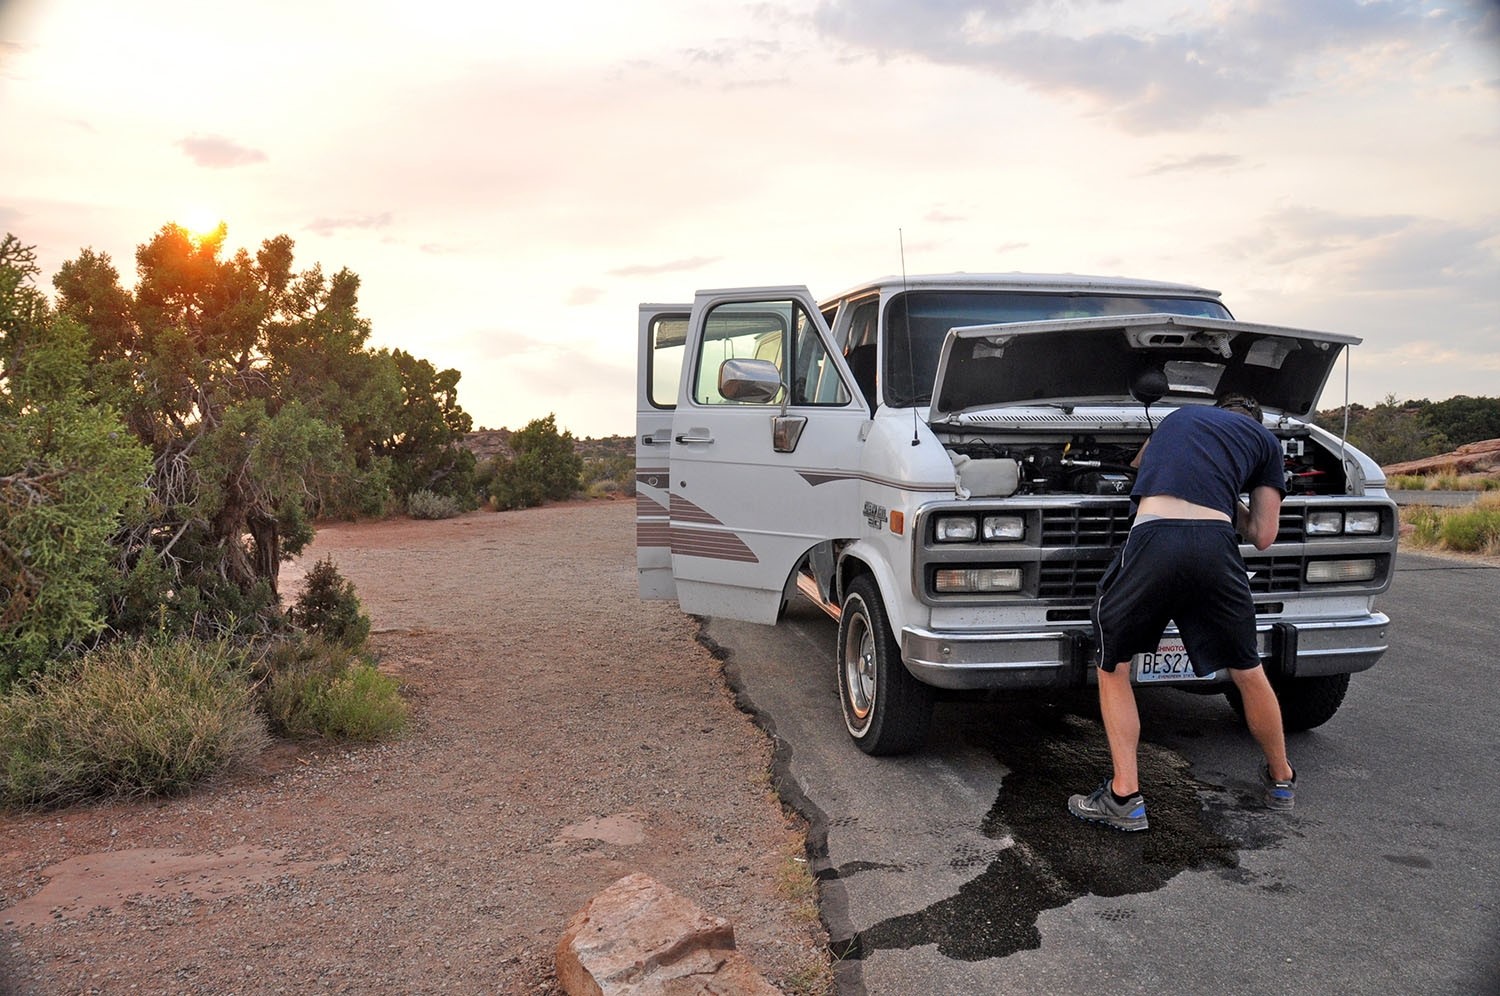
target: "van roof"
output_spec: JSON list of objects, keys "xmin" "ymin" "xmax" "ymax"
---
[{"xmin": 823, "ymin": 272, "xmax": 1222, "ymax": 303}]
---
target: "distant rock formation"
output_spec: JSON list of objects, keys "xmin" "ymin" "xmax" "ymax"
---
[
  {"xmin": 460, "ymin": 429, "xmax": 632, "ymax": 466},
  {"xmin": 461, "ymin": 428, "xmax": 514, "ymax": 463},
  {"xmin": 1384, "ymin": 438, "xmax": 1500, "ymax": 477}
]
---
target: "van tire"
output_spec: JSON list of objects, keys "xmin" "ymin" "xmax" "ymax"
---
[
  {"xmin": 838, "ymin": 576, "xmax": 933, "ymax": 755},
  {"xmin": 1225, "ymin": 672, "xmax": 1350, "ymax": 732}
]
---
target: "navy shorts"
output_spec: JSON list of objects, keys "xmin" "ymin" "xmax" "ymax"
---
[{"xmin": 1092, "ymin": 519, "xmax": 1260, "ymax": 676}]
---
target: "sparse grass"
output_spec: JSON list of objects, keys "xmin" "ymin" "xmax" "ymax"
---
[
  {"xmin": 584, "ymin": 480, "xmax": 624, "ymax": 499},
  {"xmin": 1400, "ymin": 494, "xmax": 1500, "ymax": 555},
  {"xmin": 779, "ymin": 954, "xmax": 836, "ymax": 996},
  {"xmin": 772, "ymin": 833, "xmax": 835, "ymax": 996},
  {"xmin": 0, "ymin": 637, "xmax": 268, "ymax": 810},
  {"xmin": 1388, "ymin": 471, "xmax": 1500, "ymax": 491},
  {"xmin": 774, "ymin": 834, "xmax": 822, "ymax": 925}
]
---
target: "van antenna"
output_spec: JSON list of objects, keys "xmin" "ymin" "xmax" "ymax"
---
[{"xmin": 900, "ymin": 229, "xmax": 919, "ymax": 446}]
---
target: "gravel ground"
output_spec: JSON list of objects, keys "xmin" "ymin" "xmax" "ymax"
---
[{"xmin": 0, "ymin": 499, "xmax": 830, "ymax": 994}]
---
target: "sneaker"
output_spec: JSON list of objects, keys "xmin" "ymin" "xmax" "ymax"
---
[
  {"xmin": 1068, "ymin": 780, "xmax": 1149, "ymax": 832},
  {"xmin": 1262, "ymin": 766, "xmax": 1296, "ymax": 812}
]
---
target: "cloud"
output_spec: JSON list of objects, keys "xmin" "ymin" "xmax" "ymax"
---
[
  {"xmin": 1143, "ymin": 153, "xmax": 1244, "ymax": 176},
  {"xmin": 1229, "ymin": 205, "xmax": 1500, "ymax": 393},
  {"xmin": 177, "ymin": 134, "xmax": 268, "ymax": 168},
  {"xmin": 1368, "ymin": 339, "xmax": 1500, "ymax": 371},
  {"xmin": 811, "ymin": 0, "xmax": 1481, "ymax": 130},
  {"xmin": 306, "ymin": 213, "xmax": 393, "ymax": 237},
  {"xmin": 458, "ymin": 329, "xmax": 634, "ymax": 432},
  {"xmin": 1246, "ymin": 207, "xmax": 1500, "ymax": 295},
  {"xmin": 567, "ymin": 286, "xmax": 604, "ymax": 306},
  {"xmin": 418, "ymin": 241, "xmax": 471, "ymax": 255},
  {"xmin": 608, "ymin": 257, "xmax": 721, "ymax": 277},
  {"xmin": 468, "ymin": 329, "xmax": 555, "ymax": 362}
]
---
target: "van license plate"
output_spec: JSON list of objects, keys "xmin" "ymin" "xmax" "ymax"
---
[{"xmin": 1134, "ymin": 640, "xmax": 1218, "ymax": 682}]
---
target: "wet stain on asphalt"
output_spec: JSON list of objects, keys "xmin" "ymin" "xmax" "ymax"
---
[
  {"xmin": 1384, "ymin": 854, "xmax": 1433, "ymax": 869},
  {"xmin": 820, "ymin": 859, "xmax": 907, "ymax": 879},
  {"xmin": 840, "ymin": 705, "xmax": 1264, "ymax": 962}
]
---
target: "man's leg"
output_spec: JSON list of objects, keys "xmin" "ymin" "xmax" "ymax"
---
[
  {"xmin": 1069, "ymin": 661, "xmax": 1149, "ymax": 830},
  {"xmin": 1097, "ymin": 663, "xmax": 1141, "ymax": 795},
  {"xmin": 1229, "ymin": 665, "xmax": 1293, "ymax": 781}
]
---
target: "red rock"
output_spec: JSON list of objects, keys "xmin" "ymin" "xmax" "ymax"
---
[
  {"xmin": 1385, "ymin": 438, "xmax": 1500, "ymax": 477},
  {"xmin": 556, "ymin": 873, "xmax": 780, "ymax": 996}
]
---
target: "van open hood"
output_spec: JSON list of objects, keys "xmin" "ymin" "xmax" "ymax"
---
[{"xmin": 927, "ymin": 313, "xmax": 1360, "ymax": 422}]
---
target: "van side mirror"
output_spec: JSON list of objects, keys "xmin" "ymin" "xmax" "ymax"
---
[
  {"xmin": 719, "ymin": 357, "xmax": 806, "ymax": 452},
  {"xmin": 719, "ymin": 358, "xmax": 784, "ymax": 404}
]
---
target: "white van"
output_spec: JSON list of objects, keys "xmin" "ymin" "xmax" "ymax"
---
[{"xmin": 637, "ymin": 273, "xmax": 1396, "ymax": 755}]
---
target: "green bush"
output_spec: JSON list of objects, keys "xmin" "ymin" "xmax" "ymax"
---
[
  {"xmin": 407, "ymin": 488, "xmax": 464, "ymax": 519},
  {"xmin": 0, "ymin": 283, "xmax": 152, "ymax": 687},
  {"xmin": 1400, "ymin": 496, "xmax": 1500, "ymax": 554},
  {"xmin": 1437, "ymin": 501, "xmax": 1500, "ymax": 554},
  {"xmin": 0, "ymin": 637, "xmax": 268, "ymax": 809},
  {"xmin": 290, "ymin": 557, "xmax": 371, "ymax": 648},
  {"xmin": 255, "ymin": 636, "xmax": 407, "ymax": 741},
  {"xmin": 312, "ymin": 664, "xmax": 408, "ymax": 739},
  {"xmin": 583, "ymin": 452, "xmax": 636, "ymax": 498},
  {"xmin": 482, "ymin": 414, "xmax": 582, "ymax": 510},
  {"xmin": 1402, "ymin": 506, "xmax": 1443, "ymax": 547}
]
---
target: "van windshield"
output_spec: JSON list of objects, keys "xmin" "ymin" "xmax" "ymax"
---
[{"xmin": 884, "ymin": 291, "xmax": 1232, "ymax": 406}]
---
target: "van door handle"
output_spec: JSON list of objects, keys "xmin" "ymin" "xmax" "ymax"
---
[{"xmin": 674, "ymin": 432, "xmax": 714, "ymax": 445}]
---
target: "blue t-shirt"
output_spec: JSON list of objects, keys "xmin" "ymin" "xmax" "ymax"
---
[{"xmin": 1132, "ymin": 405, "xmax": 1286, "ymax": 517}]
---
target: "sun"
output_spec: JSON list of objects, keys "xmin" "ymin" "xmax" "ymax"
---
[{"xmin": 180, "ymin": 208, "xmax": 226, "ymax": 243}]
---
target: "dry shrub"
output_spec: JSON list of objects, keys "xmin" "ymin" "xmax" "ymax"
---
[{"xmin": 0, "ymin": 637, "xmax": 268, "ymax": 809}]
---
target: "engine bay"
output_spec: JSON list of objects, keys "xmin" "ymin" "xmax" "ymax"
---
[{"xmin": 941, "ymin": 428, "xmax": 1350, "ymax": 498}]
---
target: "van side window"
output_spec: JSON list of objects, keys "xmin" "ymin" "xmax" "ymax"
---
[
  {"xmin": 792, "ymin": 305, "xmax": 852, "ymax": 406},
  {"xmin": 649, "ymin": 315, "xmax": 688, "ymax": 409},
  {"xmin": 842, "ymin": 298, "xmax": 880, "ymax": 411}
]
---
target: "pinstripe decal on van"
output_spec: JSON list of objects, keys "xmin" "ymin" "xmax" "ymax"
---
[
  {"xmin": 667, "ymin": 495, "xmax": 758, "ymax": 563},
  {"xmin": 636, "ymin": 493, "xmax": 670, "ymax": 548}
]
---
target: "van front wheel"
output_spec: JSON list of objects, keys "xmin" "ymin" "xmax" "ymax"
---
[
  {"xmin": 1225, "ymin": 672, "xmax": 1350, "ymax": 732},
  {"xmin": 838, "ymin": 576, "xmax": 933, "ymax": 756}
]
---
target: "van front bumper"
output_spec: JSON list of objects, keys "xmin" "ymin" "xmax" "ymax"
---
[{"xmin": 900, "ymin": 612, "xmax": 1390, "ymax": 690}]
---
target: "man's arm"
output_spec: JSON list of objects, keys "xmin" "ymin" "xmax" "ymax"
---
[{"xmin": 1237, "ymin": 485, "xmax": 1283, "ymax": 550}]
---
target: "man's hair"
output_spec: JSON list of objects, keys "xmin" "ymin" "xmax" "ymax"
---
[{"xmin": 1216, "ymin": 393, "xmax": 1263, "ymax": 422}]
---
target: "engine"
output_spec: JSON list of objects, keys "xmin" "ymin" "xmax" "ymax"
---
[{"xmin": 943, "ymin": 429, "xmax": 1348, "ymax": 498}]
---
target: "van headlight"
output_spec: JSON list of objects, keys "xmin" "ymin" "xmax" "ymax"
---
[
  {"xmin": 982, "ymin": 515, "xmax": 1025, "ymax": 541},
  {"xmin": 1306, "ymin": 510, "xmax": 1344, "ymax": 535},
  {"xmin": 935, "ymin": 516, "xmax": 978, "ymax": 542},
  {"xmin": 1307, "ymin": 508, "xmax": 1382, "ymax": 536}
]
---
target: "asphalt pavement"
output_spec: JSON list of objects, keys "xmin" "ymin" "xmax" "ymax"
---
[{"xmin": 706, "ymin": 550, "xmax": 1500, "ymax": 995}]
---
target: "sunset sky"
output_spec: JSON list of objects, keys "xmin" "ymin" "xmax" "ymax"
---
[{"xmin": 2, "ymin": 0, "xmax": 1497, "ymax": 438}]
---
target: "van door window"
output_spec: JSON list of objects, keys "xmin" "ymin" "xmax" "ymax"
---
[
  {"xmin": 693, "ymin": 300, "xmax": 850, "ymax": 407},
  {"xmin": 649, "ymin": 314, "xmax": 688, "ymax": 408}
]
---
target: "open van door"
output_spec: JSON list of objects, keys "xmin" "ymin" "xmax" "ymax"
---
[
  {"xmin": 666, "ymin": 287, "xmax": 870, "ymax": 623},
  {"xmin": 636, "ymin": 304, "xmax": 688, "ymax": 599}
]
